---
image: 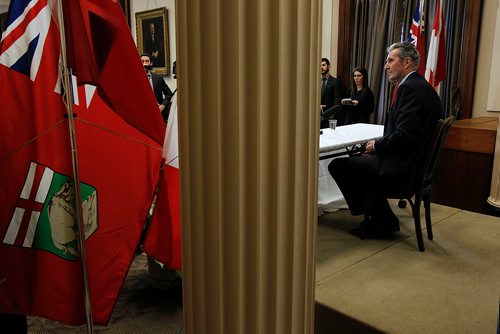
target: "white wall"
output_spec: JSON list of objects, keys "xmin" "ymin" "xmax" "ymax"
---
[
  {"xmin": 131, "ymin": 0, "xmax": 177, "ymax": 91},
  {"xmin": 473, "ymin": 0, "xmax": 499, "ymax": 116},
  {"xmin": 321, "ymin": 0, "xmax": 339, "ymax": 76}
]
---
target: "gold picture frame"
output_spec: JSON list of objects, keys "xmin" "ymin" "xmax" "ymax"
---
[{"xmin": 135, "ymin": 8, "xmax": 170, "ymax": 75}]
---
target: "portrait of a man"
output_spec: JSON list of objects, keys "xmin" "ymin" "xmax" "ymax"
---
[
  {"xmin": 136, "ymin": 8, "xmax": 170, "ymax": 75},
  {"xmin": 143, "ymin": 19, "xmax": 165, "ymax": 67}
]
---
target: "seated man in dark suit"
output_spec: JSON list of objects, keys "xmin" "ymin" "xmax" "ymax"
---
[
  {"xmin": 320, "ymin": 57, "xmax": 342, "ymax": 128},
  {"xmin": 328, "ymin": 42, "xmax": 442, "ymax": 237},
  {"xmin": 141, "ymin": 53, "xmax": 173, "ymax": 123}
]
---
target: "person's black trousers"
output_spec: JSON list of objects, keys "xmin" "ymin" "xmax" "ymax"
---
[{"xmin": 328, "ymin": 155, "xmax": 399, "ymax": 223}]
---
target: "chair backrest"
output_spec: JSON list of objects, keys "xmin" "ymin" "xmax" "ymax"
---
[
  {"xmin": 419, "ymin": 116, "xmax": 454, "ymax": 192},
  {"xmin": 320, "ymin": 105, "xmax": 343, "ymax": 121}
]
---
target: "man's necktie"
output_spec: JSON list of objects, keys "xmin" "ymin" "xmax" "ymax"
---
[
  {"xmin": 321, "ymin": 78, "xmax": 327, "ymax": 95},
  {"xmin": 391, "ymin": 83, "xmax": 399, "ymax": 107}
]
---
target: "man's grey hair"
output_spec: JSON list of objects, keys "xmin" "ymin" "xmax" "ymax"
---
[{"xmin": 387, "ymin": 41, "xmax": 420, "ymax": 71}]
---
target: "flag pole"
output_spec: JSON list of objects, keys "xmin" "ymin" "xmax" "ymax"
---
[{"xmin": 55, "ymin": 0, "xmax": 94, "ymax": 332}]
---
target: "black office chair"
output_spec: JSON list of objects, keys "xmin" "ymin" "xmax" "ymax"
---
[
  {"xmin": 390, "ymin": 116, "xmax": 454, "ymax": 251},
  {"xmin": 320, "ymin": 105, "xmax": 343, "ymax": 123}
]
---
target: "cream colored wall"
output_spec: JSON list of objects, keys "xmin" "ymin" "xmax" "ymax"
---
[
  {"xmin": 0, "ymin": 0, "xmax": 10, "ymax": 13},
  {"xmin": 330, "ymin": 0, "xmax": 339, "ymax": 76},
  {"xmin": 321, "ymin": 0, "xmax": 332, "ymax": 62},
  {"xmin": 130, "ymin": 0, "xmax": 177, "ymax": 91},
  {"xmin": 487, "ymin": 0, "xmax": 500, "ymax": 112},
  {"xmin": 473, "ymin": 0, "xmax": 500, "ymax": 116},
  {"xmin": 321, "ymin": 0, "xmax": 339, "ymax": 76}
]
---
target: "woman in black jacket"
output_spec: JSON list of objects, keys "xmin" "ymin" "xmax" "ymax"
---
[{"xmin": 341, "ymin": 66, "xmax": 374, "ymax": 124}]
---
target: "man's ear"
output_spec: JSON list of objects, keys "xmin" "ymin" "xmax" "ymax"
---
[{"xmin": 404, "ymin": 58, "xmax": 412, "ymax": 69}]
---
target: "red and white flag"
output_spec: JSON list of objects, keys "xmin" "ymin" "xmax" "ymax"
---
[
  {"xmin": 62, "ymin": 0, "xmax": 165, "ymax": 145},
  {"xmin": 0, "ymin": 0, "xmax": 163, "ymax": 326},
  {"xmin": 425, "ymin": 0, "xmax": 446, "ymax": 88},
  {"xmin": 143, "ymin": 93, "xmax": 182, "ymax": 270}
]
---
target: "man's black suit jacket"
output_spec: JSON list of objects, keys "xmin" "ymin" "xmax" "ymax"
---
[
  {"xmin": 151, "ymin": 73, "xmax": 173, "ymax": 107},
  {"xmin": 321, "ymin": 75, "xmax": 341, "ymax": 109},
  {"xmin": 328, "ymin": 72, "xmax": 442, "ymax": 216},
  {"xmin": 374, "ymin": 72, "xmax": 442, "ymax": 179},
  {"xmin": 320, "ymin": 75, "xmax": 342, "ymax": 128}
]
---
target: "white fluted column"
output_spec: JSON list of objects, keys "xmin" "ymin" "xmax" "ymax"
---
[
  {"xmin": 487, "ymin": 114, "xmax": 500, "ymax": 209},
  {"xmin": 176, "ymin": 1, "xmax": 321, "ymax": 333}
]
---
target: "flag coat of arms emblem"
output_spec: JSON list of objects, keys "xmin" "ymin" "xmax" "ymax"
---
[{"xmin": 3, "ymin": 161, "xmax": 98, "ymax": 261}]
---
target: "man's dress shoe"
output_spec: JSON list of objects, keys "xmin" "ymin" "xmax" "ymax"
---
[{"xmin": 350, "ymin": 217, "xmax": 399, "ymax": 239}]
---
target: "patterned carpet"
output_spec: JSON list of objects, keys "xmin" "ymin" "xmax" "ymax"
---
[{"xmin": 27, "ymin": 254, "xmax": 184, "ymax": 334}]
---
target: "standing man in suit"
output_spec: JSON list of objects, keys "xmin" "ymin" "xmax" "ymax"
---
[
  {"xmin": 328, "ymin": 42, "xmax": 442, "ymax": 237},
  {"xmin": 320, "ymin": 57, "xmax": 342, "ymax": 128},
  {"xmin": 141, "ymin": 54, "xmax": 173, "ymax": 123}
]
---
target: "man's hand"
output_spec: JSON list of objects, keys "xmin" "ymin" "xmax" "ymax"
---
[
  {"xmin": 159, "ymin": 104, "xmax": 165, "ymax": 111},
  {"xmin": 364, "ymin": 140, "xmax": 375, "ymax": 155}
]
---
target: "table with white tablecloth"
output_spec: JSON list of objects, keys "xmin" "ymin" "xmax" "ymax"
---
[{"xmin": 318, "ymin": 123, "xmax": 383, "ymax": 216}]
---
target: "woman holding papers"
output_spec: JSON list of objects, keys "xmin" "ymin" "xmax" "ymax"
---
[{"xmin": 341, "ymin": 66, "xmax": 374, "ymax": 125}]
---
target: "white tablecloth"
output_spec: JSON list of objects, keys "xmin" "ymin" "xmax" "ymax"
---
[{"xmin": 318, "ymin": 124, "xmax": 383, "ymax": 216}]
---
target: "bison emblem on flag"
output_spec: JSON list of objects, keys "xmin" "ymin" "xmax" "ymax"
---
[{"xmin": 3, "ymin": 161, "xmax": 98, "ymax": 260}]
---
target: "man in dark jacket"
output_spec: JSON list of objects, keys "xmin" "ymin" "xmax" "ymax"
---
[
  {"xmin": 328, "ymin": 42, "xmax": 442, "ymax": 237},
  {"xmin": 320, "ymin": 57, "xmax": 342, "ymax": 128},
  {"xmin": 141, "ymin": 54, "xmax": 173, "ymax": 123}
]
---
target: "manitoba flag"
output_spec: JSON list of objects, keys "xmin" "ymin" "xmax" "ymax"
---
[{"xmin": 0, "ymin": 0, "xmax": 164, "ymax": 326}]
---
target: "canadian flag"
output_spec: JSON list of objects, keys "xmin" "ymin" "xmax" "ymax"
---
[{"xmin": 425, "ymin": 0, "xmax": 446, "ymax": 88}]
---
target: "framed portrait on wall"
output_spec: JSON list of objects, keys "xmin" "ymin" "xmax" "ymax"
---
[{"xmin": 135, "ymin": 8, "xmax": 170, "ymax": 75}]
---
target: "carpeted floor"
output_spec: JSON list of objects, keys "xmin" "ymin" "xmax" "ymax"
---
[{"xmin": 27, "ymin": 253, "xmax": 184, "ymax": 334}]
